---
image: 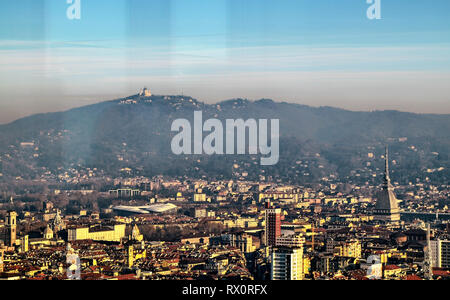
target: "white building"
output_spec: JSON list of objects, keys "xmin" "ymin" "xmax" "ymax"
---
[
  {"xmin": 430, "ymin": 239, "xmax": 450, "ymax": 268},
  {"xmin": 271, "ymin": 246, "xmax": 304, "ymax": 280}
]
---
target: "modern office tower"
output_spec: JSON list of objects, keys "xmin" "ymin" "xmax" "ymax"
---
[
  {"xmin": 374, "ymin": 147, "xmax": 401, "ymax": 223},
  {"xmin": 265, "ymin": 202, "xmax": 281, "ymax": 247},
  {"xmin": 271, "ymin": 246, "xmax": 304, "ymax": 280},
  {"xmin": 5, "ymin": 211, "xmax": 17, "ymax": 247},
  {"xmin": 430, "ymin": 239, "xmax": 450, "ymax": 268}
]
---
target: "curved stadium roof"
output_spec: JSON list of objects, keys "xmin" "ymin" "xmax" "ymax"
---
[{"xmin": 113, "ymin": 203, "xmax": 178, "ymax": 214}]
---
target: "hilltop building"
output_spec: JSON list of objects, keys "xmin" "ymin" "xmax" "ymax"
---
[{"xmin": 139, "ymin": 87, "xmax": 152, "ymax": 97}]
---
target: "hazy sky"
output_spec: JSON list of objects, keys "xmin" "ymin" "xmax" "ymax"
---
[{"xmin": 1, "ymin": 0, "xmax": 450, "ymax": 123}]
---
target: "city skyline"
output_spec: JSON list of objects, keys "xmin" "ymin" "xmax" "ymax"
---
[{"xmin": 1, "ymin": 0, "xmax": 449, "ymax": 284}]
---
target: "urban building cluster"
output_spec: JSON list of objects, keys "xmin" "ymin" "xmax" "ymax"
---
[{"xmin": 0, "ymin": 149, "xmax": 449, "ymax": 280}]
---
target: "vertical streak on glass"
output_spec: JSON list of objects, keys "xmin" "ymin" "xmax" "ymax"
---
[
  {"xmin": 225, "ymin": 0, "xmax": 271, "ymax": 97},
  {"xmin": 125, "ymin": 0, "xmax": 174, "ymax": 92},
  {"xmin": 0, "ymin": 0, "xmax": 48, "ymax": 122}
]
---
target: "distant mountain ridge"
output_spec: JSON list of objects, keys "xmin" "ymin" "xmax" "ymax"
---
[{"xmin": 0, "ymin": 93, "xmax": 448, "ymax": 184}]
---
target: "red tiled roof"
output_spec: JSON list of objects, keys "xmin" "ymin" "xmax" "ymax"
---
[
  {"xmin": 384, "ymin": 265, "xmax": 401, "ymax": 271},
  {"xmin": 433, "ymin": 269, "xmax": 450, "ymax": 277},
  {"xmin": 405, "ymin": 275, "xmax": 422, "ymax": 280},
  {"xmin": 348, "ymin": 269, "xmax": 369, "ymax": 280},
  {"xmin": 115, "ymin": 274, "xmax": 137, "ymax": 280},
  {"xmin": 81, "ymin": 273, "xmax": 103, "ymax": 280}
]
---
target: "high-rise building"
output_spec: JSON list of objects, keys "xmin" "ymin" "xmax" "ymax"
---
[
  {"xmin": 374, "ymin": 147, "xmax": 401, "ymax": 223},
  {"xmin": 430, "ymin": 239, "xmax": 450, "ymax": 268},
  {"xmin": 21, "ymin": 235, "xmax": 29, "ymax": 253},
  {"xmin": 5, "ymin": 211, "xmax": 17, "ymax": 247},
  {"xmin": 276, "ymin": 233, "xmax": 305, "ymax": 248},
  {"xmin": 265, "ymin": 202, "xmax": 281, "ymax": 247},
  {"xmin": 271, "ymin": 247, "xmax": 304, "ymax": 280}
]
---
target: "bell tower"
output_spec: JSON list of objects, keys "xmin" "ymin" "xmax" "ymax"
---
[
  {"xmin": 5, "ymin": 211, "xmax": 17, "ymax": 247},
  {"xmin": 127, "ymin": 245, "xmax": 134, "ymax": 268}
]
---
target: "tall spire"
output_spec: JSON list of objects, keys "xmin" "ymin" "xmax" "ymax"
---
[
  {"xmin": 385, "ymin": 146, "xmax": 390, "ymax": 184},
  {"xmin": 374, "ymin": 145, "xmax": 400, "ymax": 223}
]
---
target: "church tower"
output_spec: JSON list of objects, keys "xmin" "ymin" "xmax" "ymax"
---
[
  {"xmin": 5, "ymin": 211, "xmax": 17, "ymax": 247},
  {"xmin": 139, "ymin": 87, "xmax": 152, "ymax": 97},
  {"xmin": 44, "ymin": 225, "xmax": 54, "ymax": 240},
  {"xmin": 127, "ymin": 245, "xmax": 134, "ymax": 268},
  {"xmin": 131, "ymin": 224, "xmax": 143, "ymax": 242},
  {"xmin": 374, "ymin": 147, "xmax": 401, "ymax": 223},
  {"xmin": 51, "ymin": 209, "xmax": 65, "ymax": 235}
]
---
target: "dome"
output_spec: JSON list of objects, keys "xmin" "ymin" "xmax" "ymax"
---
[
  {"xmin": 44, "ymin": 225, "xmax": 54, "ymax": 239},
  {"xmin": 44, "ymin": 225, "xmax": 53, "ymax": 235}
]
